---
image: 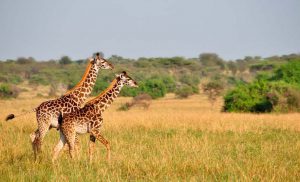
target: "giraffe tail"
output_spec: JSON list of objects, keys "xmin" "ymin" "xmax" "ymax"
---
[
  {"xmin": 57, "ymin": 111, "xmax": 63, "ymax": 130},
  {"xmin": 5, "ymin": 108, "xmax": 37, "ymax": 122}
]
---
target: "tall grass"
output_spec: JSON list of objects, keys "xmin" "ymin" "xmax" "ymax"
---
[{"xmin": 0, "ymin": 94, "xmax": 299, "ymax": 181}]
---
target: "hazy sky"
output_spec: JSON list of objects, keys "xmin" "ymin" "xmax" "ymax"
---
[{"xmin": 0, "ymin": 0, "xmax": 299, "ymax": 60}]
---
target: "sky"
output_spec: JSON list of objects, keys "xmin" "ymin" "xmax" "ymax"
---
[{"xmin": 0, "ymin": 0, "xmax": 299, "ymax": 61}]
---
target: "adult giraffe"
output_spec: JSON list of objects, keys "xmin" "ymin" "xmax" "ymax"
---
[{"xmin": 6, "ymin": 53, "xmax": 113, "ymax": 159}]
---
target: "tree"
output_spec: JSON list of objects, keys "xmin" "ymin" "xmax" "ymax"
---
[
  {"xmin": 199, "ymin": 53, "xmax": 224, "ymax": 68},
  {"xmin": 140, "ymin": 79, "xmax": 166, "ymax": 99},
  {"xmin": 227, "ymin": 61, "xmax": 238, "ymax": 75},
  {"xmin": 59, "ymin": 56, "xmax": 72, "ymax": 65},
  {"xmin": 202, "ymin": 81, "xmax": 224, "ymax": 108},
  {"xmin": 16, "ymin": 57, "xmax": 35, "ymax": 64}
]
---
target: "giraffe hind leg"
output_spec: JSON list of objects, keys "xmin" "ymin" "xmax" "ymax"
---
[
  {"xmin": 62, "ymin": 127, "xmax": 76, "ymax": 160},
  {"xmin": 32, "ymin": 120, "xmax": 50, "ymax": 160}
]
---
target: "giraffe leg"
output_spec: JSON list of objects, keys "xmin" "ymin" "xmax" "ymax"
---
[
  {"xmin": 62, "ymin": 133, "xmax": 80, "ymax": 153},
  {"xmin": 91, "ymin": 129, "xmax": 111, "ymax": 161},
  {"xmin": 52, "ymin": 131, "xmax": 66, "ymax": 162},
  {"xmin": 75, "ymin": 134, "xmax": 81, "ymax": 154},
  {"xmin": 63, "ymin": 129, "xmax": 76, "ymax": 160},
  {"xmin": 32, "ymin": 123, "xmax": 50, "ymax": 160},
  {"xmin": 89, "ymin": 135, "xmax": 96, "ymax": 162},
  {"xmin": 30, "ymin": 129, "xmax": 38, "ymax": 143}
]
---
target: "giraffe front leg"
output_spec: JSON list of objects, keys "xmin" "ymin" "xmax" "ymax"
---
[
  {"xmin": 89, "ymin": 135, "xmax": 96, "ymax": 162},
  {"xmin": 91, "ymin": 129, "xmax": 111, "ymax": 161},
  {"xmin": 74, "ymin": 134, "xmax": 81, "ymax": 157},
  {"xmin": 52, "ymin": 131, "xmax": 66, "ymax": 163},
  {"xmin": 30, "ymin": 129, "xmax": 38, "ymax": 143},
  {"xmin": 62, "ymin": 133, "xmax": 80, "ymax": 153},
  {"xmin": 64, "ymin": 129, "xmax": 76, "ymax": 160}
]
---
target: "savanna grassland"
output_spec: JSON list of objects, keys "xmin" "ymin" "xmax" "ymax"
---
[{"xmin": 1, "ymin": 94, "xmax": 300, "ymax": 181}]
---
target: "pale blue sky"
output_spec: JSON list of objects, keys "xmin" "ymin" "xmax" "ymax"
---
[{"xmin": 0, "ymin": 0, "xmax": 299, "ymax": 60}]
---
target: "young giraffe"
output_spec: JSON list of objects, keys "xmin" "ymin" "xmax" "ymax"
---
[
  {"xmin": 52, "ymin": 71, "xmax": 138, "ymax": 162},
  {"xmin": 6, "ymin": 53, "xmax": 113, "ymax": 159}
]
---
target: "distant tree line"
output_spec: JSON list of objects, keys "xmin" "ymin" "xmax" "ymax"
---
[{"xmin": 0, "ymin": 53, "xmax": 299, "ymax": 102}]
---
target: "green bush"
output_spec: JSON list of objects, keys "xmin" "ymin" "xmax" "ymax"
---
[
  {"xmin": 140, "ymin": 78, "xmax": 166, "ymax": 99},
  {"xmin": 0, "ymin": 83, "xmax": 19, "ymax": 99},
  {"xmin": 224, "ymin": 77, "xmax": 300, "ymax": 113},
  {"xmin": 273, "ymin": 60, "xmax": 300, "ymax": 86},
  {"xmin": 92, "ymin": 80, "xmax": 109, "ymax": 96},
  {"xmin": 0, "ymin": 74, "xmax": 23, "ymax": 84},
  {"xmin": 179, "ymin": 74, "xmax": 200, "ymax": 94},
  {"xmin": 175, "ymin": 85, "xmax": 194, "ymax": 98},
  {"xmin": 120, "ymin": 87, "xmax": 139, "ymax": 97},
  {"xmin": 29, "ymin": 75, "xmax": 49, "ymax": 85},
  {"xmin": 151, "ymin": 75, "xmax": 176, "ymax": 93}
]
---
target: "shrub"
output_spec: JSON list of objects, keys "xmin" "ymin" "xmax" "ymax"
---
[
  {"xmin": 179, "ymin": 74, "xmax": 200, "ymax": 94},
  {"xmin": 118, "ymin": 94, "xmax": 152, "ymax": 111},
  {"xmin": 223, "ymin": 78, "xmax": 272, "ymax": 113},
  {"xmin": 272, "ymin": 60, "xmax": 300, "ymax": 86},
  {"xmin": 151, "ymin": 75, "xmax": 176, "ymax": 93},
  {"xmin": 175, "ymin": 85, "xmax": 194, "ymax": 98},
  {"xmin": 140, "ymin": 78, "xmax": 166, "ymax": 99},
  {"xmin": 0, "ymin": 83, "xmax": 20, "ymax": 99},
  {"xmin": 120, "ymin": 87, "xmax": 139, "ymax": 97},
  {"xmin": 224, "ymin": 78, "xmax": 300, "ymax": 113},
  {"xmin": 59, "ymin": 56, "xmax": 72, "ymax": 65},
  {"xmin": 118, "ymin": 103, "xmax": 130, "ymax": 111},
  {"xmin": 202, "ymin": 81, "xmax": 224, "ymax": 107},
  {"xmin": 92, "ymin": 80, "xmax": 109, "ymax": 96},
  {"xmin": 29, "ymin": 75, "xmax": 48, "ymax": 85}
]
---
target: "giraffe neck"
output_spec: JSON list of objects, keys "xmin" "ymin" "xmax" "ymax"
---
[
  {"xmin": 87, "ymin": 78, "xmax": 123, "ymax": 113},
  {"xmin": 64, "ymin": 62, "xmax": 99, "ymax": 104}
]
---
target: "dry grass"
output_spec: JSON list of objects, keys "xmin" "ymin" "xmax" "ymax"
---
[{"xmin": 0, "ymin": 94, "xmax": 300, "ymax": 181}]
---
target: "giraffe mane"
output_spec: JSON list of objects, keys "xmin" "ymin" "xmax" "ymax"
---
[
  {"xmin": 87, "ymin": 78, "xmax": 118, "ymax": 104},
  {"xmin": 64, "ymin": 61, "xmax": 93, "ymax": 95}
]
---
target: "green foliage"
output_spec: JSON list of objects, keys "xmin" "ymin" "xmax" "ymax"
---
[
  {"xmin": 199, "ymin": 53, "xmax": 224, "ymax": 68},
  {"xmin": 16, "ymin": 57, "xmax": 35, "ymax": 64},
  {"xmin": 29, "ymin": 75, "xmax": 48, "ymax": 85},
  {"xmin": 59, "ymin": 56, "xmax": 72, "ymax": 65},
  {"xmin": 273, "ymin": 60, "xmax": 300, "ymax": 86},
  {"xmin": 203, "ymin": 81, "xmax": 224, "ymax": 107},
  {"xmin": 0, "ymin": 74, "xmax": 22, "ymax": 84},
  {"xmin": 175, "ymin": 85, "xmax": 194, "ymax": 98},
  {"xmin": 179, "ymin": 74, "xmax": 199, "ymax": 94},
  {"xmin": 120, "ymin": 87, "xmax": 139, "ymax": 97},
  {"xmin": 1, "ymin": 53, "xmax": 299, "ymax": 101},
  {"xmin": 0, "ymin": 83, "xmax": 19, "ymax": 99},
  {"xmin": 92, "ymin": 80, "xmax": 109, "ymax": 96},
  {"xmin": 153, "ymin": 75, "xmax": 176, "ymax": 93},
  {"xmin": 224, "ymin": 64, "xmax": 300, "ymax": 113},
  {"xmin": 117, "ymin": 103, "xmax": 130, "ymax": 111},
  {"xmin": 140, "ymin": 78, "xmax": 167, "ymax": 99}
]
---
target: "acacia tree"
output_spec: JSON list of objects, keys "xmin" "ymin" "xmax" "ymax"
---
[
  {"xmin": 59, "ymin": 56, "xmax": 72, "ymax": 65},
  {"xmin": 202, "ymin": 81, "xmax": 224, "ymax": 108}
]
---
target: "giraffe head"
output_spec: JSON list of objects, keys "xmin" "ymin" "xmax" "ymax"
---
[
  {"xmin": 117, "ymin": 71, "xmax": 138, "ymax": 87},
  {"xmin": 90, "ymin": 52, "xmax": 113, "ymax": 70}
]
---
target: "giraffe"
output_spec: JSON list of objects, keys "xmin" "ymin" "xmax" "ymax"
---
[
  {"xmin": 52, "ymin": 71, "xmax": 138, "ymax": 162},
  {"xmin": 6, "ymin": 53, "xmax": 113, "ymax": 159}
]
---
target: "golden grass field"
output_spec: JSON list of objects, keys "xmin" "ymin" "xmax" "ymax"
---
[{"xmin": 0, "ymin": 94, "xmax": 300, "ymax": 181}]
